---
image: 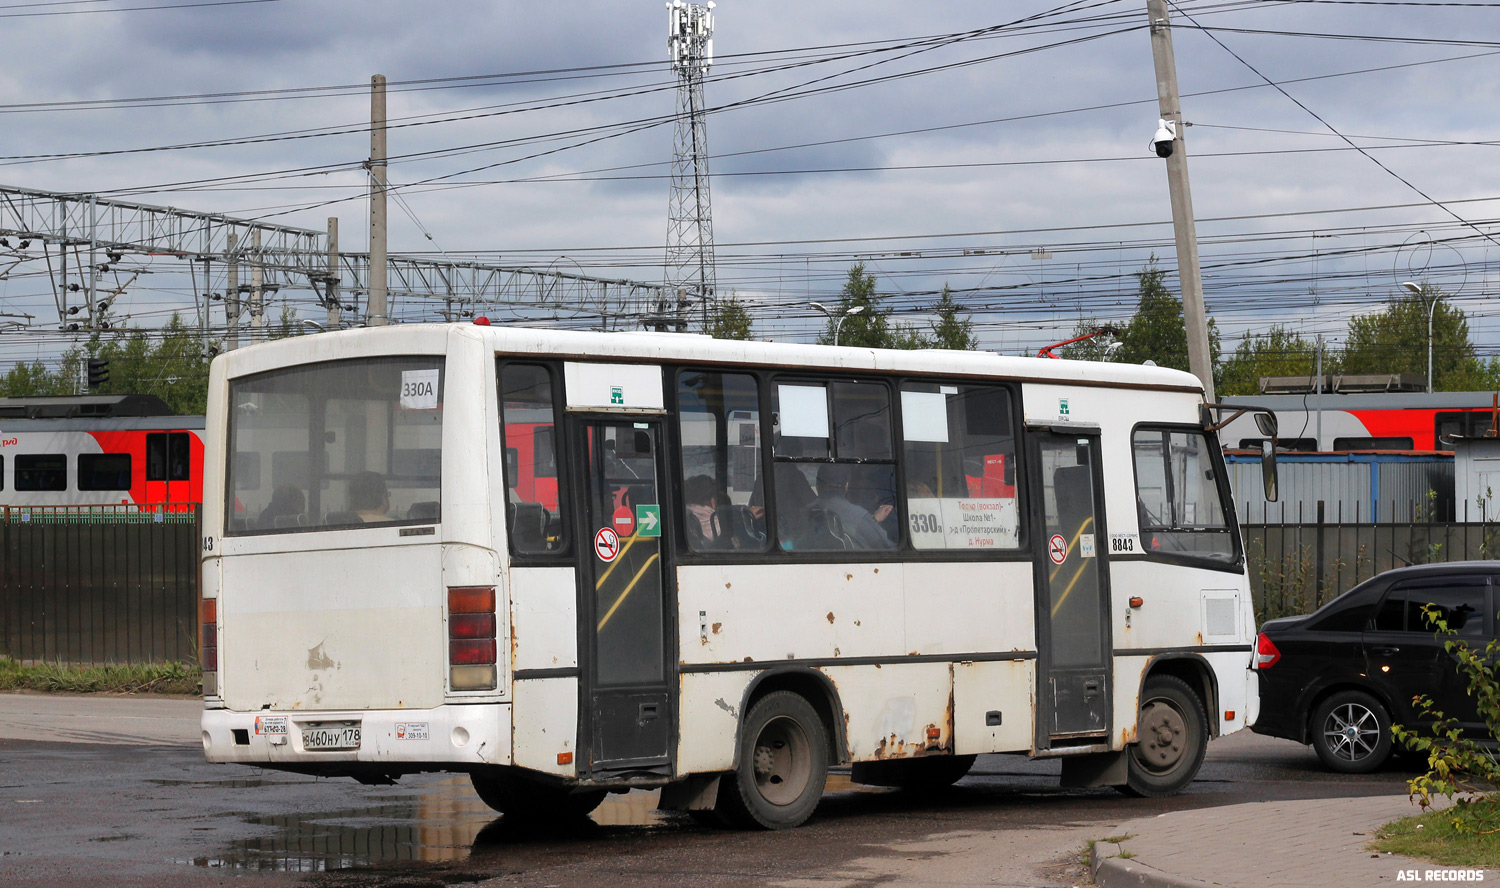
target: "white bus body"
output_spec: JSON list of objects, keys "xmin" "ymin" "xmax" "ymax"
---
[{"xmin": 201, "ymin": 324, "xmax": 1259, "ymax": 828}]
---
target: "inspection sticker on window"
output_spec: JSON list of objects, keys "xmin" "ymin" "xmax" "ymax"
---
[
  {"xmin": 395, "ymin": 722, "xmax": 429, "ymax": 741},
  {"xmin": 400, "ymin": 369, "xmax": 440, "ymax": 410},
  {"xmin": 254, "ymin": 715, "xmax": 288, "ymax": 736},
  {"xmin": 1079, "ymin": 533, "xmax": 1096, "ymax": 558}
]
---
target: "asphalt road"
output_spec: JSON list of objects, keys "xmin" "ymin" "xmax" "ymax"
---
[{"xmin": 0, "ymin": 693, "xmax": 1419, "ymax": 888}]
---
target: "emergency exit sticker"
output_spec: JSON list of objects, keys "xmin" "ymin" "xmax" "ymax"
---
[{"xmin": 400, "ymin": 369, "xmax": 440, "ymax": 409}]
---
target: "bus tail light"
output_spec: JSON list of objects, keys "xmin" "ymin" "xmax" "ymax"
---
[
  {"xmin": 449, "ymin": 586, "xmax": 497, "ymax": 691},
  {"xmin": 201, "ymin": 598, "xmax": 218, "ymax": 694},
  {"xmin": 1255, "ymin": 632, "xmax": 1280, "ymax": 669}
]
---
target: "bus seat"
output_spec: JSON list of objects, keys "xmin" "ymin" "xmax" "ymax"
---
[
  {"xmin": 273, "ymin": 514, "xmax": 307, "ymax": 528},
  {"xmin": 324, "ymin": 510, "xmax": 360, "ymax": 526},
  {"xmin": 509, "ymin": 502, "xmax": 549, "ymax": 550},
  {"xmin": 408, "ymin": 501, "xmax": 441, "ymax": 522},
  {"xmin": 801, "ymin": 506, "xmax": 847, "ymax": 550},
  {"xmin": 720, "ymin": 504, "xmax": 764, "ymax": 548}
]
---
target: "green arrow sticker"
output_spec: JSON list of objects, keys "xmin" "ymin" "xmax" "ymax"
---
[{"xmin": 636, "ymin": 504, "xmax": 661, "ymax": 538}]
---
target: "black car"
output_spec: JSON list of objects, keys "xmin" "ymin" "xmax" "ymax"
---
[{"xmin": 1252, "ymin": 562, "xmax": 1498, "ymax": 773}]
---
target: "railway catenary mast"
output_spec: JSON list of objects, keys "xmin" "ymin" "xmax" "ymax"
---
[{"xmin": 659, "ymin": 0, "xmax": 718, "ymax": 333}]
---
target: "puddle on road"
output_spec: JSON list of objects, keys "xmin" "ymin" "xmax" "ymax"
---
[
  {"xmin": 189, "ymin": 777, "xmax": 672, "ymax": 872},
  {"xmin": 190, "ymin": 772, "xmax": 891, "ymax": 872}
]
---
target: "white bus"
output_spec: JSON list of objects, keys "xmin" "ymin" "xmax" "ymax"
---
[{"xmin": 200, "ymin": 323, "xmax": 1267, "ymax": 829}]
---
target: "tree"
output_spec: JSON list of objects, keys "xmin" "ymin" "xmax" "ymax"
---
[
  {"xmin": 0, "ymin": 360, "xmax": 75, "ymax": 397},
  {"xmin": 705, "ymin": 292, "xmax": 754, "ymax": 340},
  {"xmin": 1218, "ymin": 326, "xmax": 1330, "ymax": 397},
  {"xmin": 1342, "ymin": 285, "xmax": 1493, "ymax": 391},
  {"xmin": 1058, "ymin": 261, "xmax": 1218, "ymax": 370},
  {"xmin": 1114, "ymin": 261, "xmax": 1220, "ymax": 374},
  {"xmin": 818, "ymin": 263, "xmax": 929, "ymax": 349},
  {"xmin": 928, "ymin": 285, "xmax": 977, "ymax": 350},
  {"xmin": 51, "ymin": 314, "xmax": 214, "ymax": 414}
]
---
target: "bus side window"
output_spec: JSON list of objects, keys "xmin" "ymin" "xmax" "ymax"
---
[
  {"xmin": 677, "ymin": 370, "xmax": 766, "ymax": 553},
  {"xmin": 500, "ymin": 363, "xmax": 568, "ymax": 556},
  {"xmin": 900, "ymin": 382, "xmax": 1022, "ymax": 551}
]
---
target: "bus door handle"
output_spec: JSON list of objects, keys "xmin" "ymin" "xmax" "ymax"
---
[{"xmin": 638, "ymin": 702, "xmax": 660, "ymax": 724}]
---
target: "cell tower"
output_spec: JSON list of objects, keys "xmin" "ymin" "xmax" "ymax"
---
[{"xmin": 661, "ymin": 0, "xmax": 717, "ymax": 332}]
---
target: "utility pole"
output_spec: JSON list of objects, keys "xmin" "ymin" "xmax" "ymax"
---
[
  {"xmin": 1147, "ymin": 0, "xmax": 1214, "ymax": 401},
  {"xmin": 1315, "ymin": 333, "xmax": 1324, "ymax": 450},
  {"xmin": 326, "ymin": 217, "xmax": 341, "ymax": 329},
  {"xmin": 225, "ymin": 231, "xmax": 240, "ymax": 351},
  {"xmin": 368, "ymin": 74, "xmax": 389, "ymax": 327},
  {"xmin": 250, "ymin": 229, "xmax": 264, "ymax": 340}
]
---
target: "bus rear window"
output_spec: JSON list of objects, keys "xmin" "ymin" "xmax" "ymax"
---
[{"xmin": 226, "ymin": 356, "xmax": 444, "ymax": 534}]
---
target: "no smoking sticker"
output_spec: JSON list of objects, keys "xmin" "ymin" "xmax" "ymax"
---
[
  {"xmin": 1048, "ymin": 533, "xmax": 1067, "ymax": 565},
  {"xmin": 594, "ymin": 527, "xmax": 620, "ymax": 563}
]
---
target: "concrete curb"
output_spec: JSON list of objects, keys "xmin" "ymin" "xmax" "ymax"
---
[{"xmin": 1092, "ymin": 844, "xmax": 1211, "ymax": 888}]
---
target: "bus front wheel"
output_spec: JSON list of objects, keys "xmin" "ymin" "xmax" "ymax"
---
[
  {"xmin": 718, "ymin": 691, "xmax": 829, "ymax": 829},
  {"xmin": 1119, "ymin": 675, "xmax": 1207, "ymax": 798},
  {"xmin": 470, "ymin": 769, "xmax": 606, "ymax": 821}
]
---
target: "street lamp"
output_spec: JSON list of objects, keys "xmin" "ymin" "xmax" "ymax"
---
[
  {"xmin": 810, "ymin": 302, "xmax": 865, "ymax": 347},
  {"xmin": 1402, "ymin": 281, "xmax": 1438, "ymax": 393}
]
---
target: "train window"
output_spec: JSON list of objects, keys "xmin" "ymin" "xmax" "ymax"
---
[
  {"xmin": 147, "ymin": 433, "xmax": 191, "ymax": 482},
  {"xmin": 15, "ymin": 454, "xmax": 66, "ymax": 491},
  {"xmin": 1332, "ymin": 436, "xmax": 1414, "ymax": 451},
  {"xmin": 1238, "ymin": 437, "xmax": 1317, "ymax": 453},
  {"xmin": 78, "ymin": 454, "xmax": 132, "ymax": 491}
]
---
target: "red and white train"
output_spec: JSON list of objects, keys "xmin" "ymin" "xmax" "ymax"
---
[
  {"xmin": 0, "ymin": 395, "xmax": 204, "ymax": 508},
  {"xmin": 1222, "ymin": 391, "xmax": 1500, "ymax": 452}
]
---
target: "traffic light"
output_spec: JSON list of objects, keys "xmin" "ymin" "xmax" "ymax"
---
[{"xmin": 86, "ymin": 358, "xmax": 109, "ymax": 391}]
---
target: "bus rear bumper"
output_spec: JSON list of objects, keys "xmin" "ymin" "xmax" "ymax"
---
[{"xmin": 201, "ymin": 703, "xmax": 511, "ymax": 770}]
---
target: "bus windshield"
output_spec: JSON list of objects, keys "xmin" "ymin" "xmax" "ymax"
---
[{"xmin": 225, "ymin": 356, "xmax": 444, "ymax": 534}]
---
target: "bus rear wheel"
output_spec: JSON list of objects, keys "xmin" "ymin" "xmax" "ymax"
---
[
  {"xmin": 717, "ymin": 691, "xmax": 829, "ymax": 829},
  {"xmin": 1119, "ymin": 675, "xmax": 1207, "ymax": 798},
  {"xmin": 470, "ymin": 769, "xmax": 606, "ymax": 821}
]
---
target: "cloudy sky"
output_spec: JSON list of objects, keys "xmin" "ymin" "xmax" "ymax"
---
[{"xmin": 0, "ymin": 0, "xmax": 1497, "ymax": 366}]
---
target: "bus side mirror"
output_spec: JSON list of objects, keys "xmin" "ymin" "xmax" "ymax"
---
[
  {"xmin": 1261, "ymin": 441, "xmax": 1279, "ymax": 502},
  {"xmin": 1254, "ymin": 412, "xmax": 1278, "ymax": 438}
]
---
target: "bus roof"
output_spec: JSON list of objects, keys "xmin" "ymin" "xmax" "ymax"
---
[{"xmin": 213, "ymin": 324, "xmax": 1205, "ymax": 394}]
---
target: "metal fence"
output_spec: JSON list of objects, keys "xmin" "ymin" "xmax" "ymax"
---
[
  {"xmin": 0, "ymin": 505, "xmax": 201, "ymax": 665},
  {"xmin": 1244, "ymin": 516, "xmax": 1500, "ymax": 624}
]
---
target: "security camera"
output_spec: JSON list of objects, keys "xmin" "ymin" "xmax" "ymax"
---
[{"xmin": 1151, "ymin": 118, "xmax": 1176, "ymax": 158}]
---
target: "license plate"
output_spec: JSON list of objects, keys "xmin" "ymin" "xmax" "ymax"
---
[{"xmin": 301, "ymin": 725, "xmax": 361, "ymax": 750}]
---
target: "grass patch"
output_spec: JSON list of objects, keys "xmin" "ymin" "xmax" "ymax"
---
[
  {"xmin": 0, "ymin": 656, "xmax": 200, "ymax": 695},
  {"xmin": 1371, "ymin": 802, "xmax": 1500, "ymax": 867}
]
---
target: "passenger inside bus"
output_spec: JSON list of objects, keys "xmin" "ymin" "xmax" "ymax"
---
[
  {"xmin": 684, "ymin": 474, "xmax": 726, "ymax": 549},
  {"xmin": 349, "ymin": 471, "xmax": 392, "ymax": 522},
  {"xmin": 258, "ymin": 484, "xmax": 305, "ymax": 528},
  {"xmin": 811, "ymin": 463, "xmax": 895, "ymax": 550}
]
